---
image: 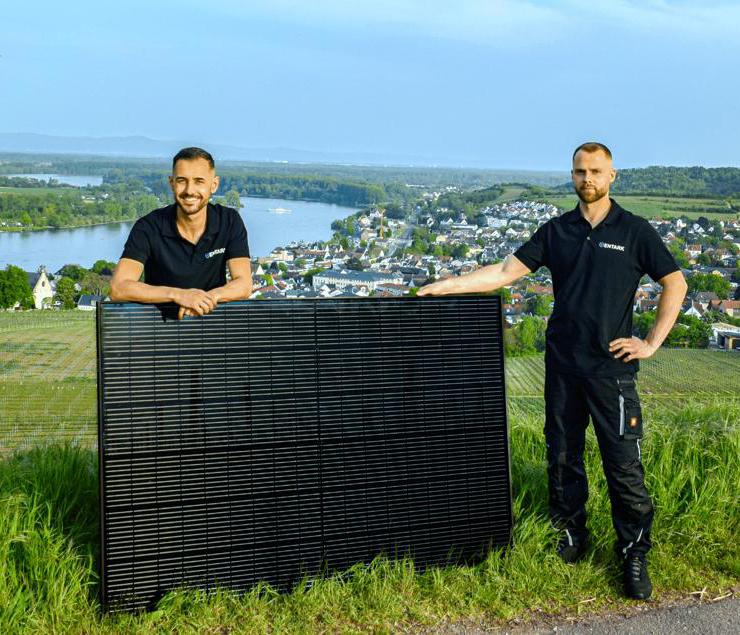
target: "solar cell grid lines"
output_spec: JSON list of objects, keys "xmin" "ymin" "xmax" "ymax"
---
[{"xmin": 97, "ymin": 297, "xmax": 512, "ymax": 610}]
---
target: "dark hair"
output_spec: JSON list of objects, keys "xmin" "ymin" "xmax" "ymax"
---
[
  {"xmin": 172, "ymin": 147, "xmax": 215, "ymax": 171},
  {"xmin": 572, "ymin": 142, "xmax": 612, "ymax": 161}
]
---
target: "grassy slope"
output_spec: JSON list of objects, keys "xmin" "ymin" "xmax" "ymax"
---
[{"xmin": 0, "ymin": 311, "xmax": 738, "ymax": 632}]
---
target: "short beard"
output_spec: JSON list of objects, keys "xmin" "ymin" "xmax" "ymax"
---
[
  {"xmin": 177, "ymin": 197, "xmax": 208, "ymax": 216},
  {"xmin": 575, "ymin": 185, "xmax": 608, "ymax": 204}
]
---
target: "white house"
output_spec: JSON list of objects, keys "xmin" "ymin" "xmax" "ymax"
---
[{"xmin": 26, "ymin": 269, "xmax": 53, "ymax": 309}]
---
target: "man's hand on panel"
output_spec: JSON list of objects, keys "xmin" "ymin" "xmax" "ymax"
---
[{"xmin": 174, "ymin": 288, "xmax": 218, "ymax": 320}]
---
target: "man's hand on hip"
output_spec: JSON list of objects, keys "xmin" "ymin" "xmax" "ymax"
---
[
  {"xmin": 609, "ymin": 336, "xmax": 657, "ymax": 363},
  {"xmin": 173, "ymin": 288, "xmax": 218, "ymax": 319}
]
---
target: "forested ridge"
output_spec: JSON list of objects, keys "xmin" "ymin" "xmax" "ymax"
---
[{"xmin": 552, "ymin": 166, "xmax": 740, "ymax": 198}]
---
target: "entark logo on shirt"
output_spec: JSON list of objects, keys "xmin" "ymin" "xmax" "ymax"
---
[
  {"xmin": 598, "ymin": 242, "xmax": 625, "ymax": 252},
  {"xmin": 205, "ymin": 247, "xmax": 226, "ymax": 259}
]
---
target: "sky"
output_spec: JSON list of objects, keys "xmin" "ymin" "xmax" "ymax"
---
[{"xmin": 1, "ymin": 0, "xmax": 739, "ymax": 170}]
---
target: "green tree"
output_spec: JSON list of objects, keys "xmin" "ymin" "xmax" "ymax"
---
[
  {"xmin": 58, "ymin": 264, "xmax": 88, "ymax": 282},
  {"xmin": 345, "ymin": 257, "xmax": 364, "ymax": 271},
  {"xmin": 451, "ymin": 243, "xmax": 469, "ymax": 260},
  {"xmin": 54, "ymin": 277, "xmax": 77, "ymax": 309},
  {"xmin": 686, "ymin": 321, "xmax": 710, "ymax": 348},
  {"xmin": 669, "ymin": 244, "xmax": 689, "ymax": 268},
  {"xmin": 91, "ymin": 259, "xmax": 116, "ymax": 275},
  {"xmin": 303, "ymin": 268, "xmax": 325, "ymax": 285},
  {"xmin": 224, "ymin": 189, "xmax": 243, "ymax": 208},
  {"xmin": 697, "ymin": 252, "xmax": 712, "ymax": 266},
  {"xmin": 81, "ymin": 272, "xmax": 109, "ymax": 296},
  {"xmin": 633, "ymin": 312, "xmax": 656, "ymax": 339},
  {"xmin": 506, "ymin": 316, "xmax": 547, "ymax": 356},
  {"xmin": 527, "ymin": 294, "xmax": 553, "ymax": 317},
  {"xmin": 0, "ymin": 265, "xmax": 34, "ymax": 309},
  {"xmin": 687, "ymin": 273, "xmax": 731, "ymax": 299}
]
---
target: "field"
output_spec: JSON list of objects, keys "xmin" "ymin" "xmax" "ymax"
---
[
  {"xmin": 0, "ymin": 185, "xmax": 77, "ymax": 194},
  {"xmin": 3, "ymin": 311, "xmax": 738, "ymax": 450},
  {"xmin": 538, "ymin": 194, "xmax": 738, "ymax": 221},
  {"xmin": 0, "ymin": 311, "xmax": 738, "ymax": 633}
]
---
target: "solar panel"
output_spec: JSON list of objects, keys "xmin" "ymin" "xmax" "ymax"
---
[{"xmin": 97, "ymin": 297, "xmax": 512, "ymax": 610}]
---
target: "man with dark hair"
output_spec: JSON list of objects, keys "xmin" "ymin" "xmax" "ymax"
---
[
  {"xmin": 419, "ymin": 142, "xmax": 687, "ymax": 600},
  {"xmin": 110, "ymin": 147, "xmax": 252, "ymax": 318}
]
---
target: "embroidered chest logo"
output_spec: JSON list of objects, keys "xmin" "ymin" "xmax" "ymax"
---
[
  {"xmin": 205, "ymin": 247, "xmax": 225, "ymax": 259},
  {"xmin": 598, "ymin": 242, "xmax": 625, "ymax": 252}
]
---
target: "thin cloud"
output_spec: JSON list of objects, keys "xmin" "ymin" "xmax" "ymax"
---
[{"xmin": 190, "ymin": 0, "xmax": 740, "ymax": 44}]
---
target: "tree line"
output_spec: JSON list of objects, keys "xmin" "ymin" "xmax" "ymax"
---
[
  {"xmin": 105, "ymin": 170, "xmax": 416, "ymax": 207},
  {"xmin": 547, "ymin": 166, "xmax": 740, "ymax": 200},
  {"xmin": 0, "ymin": 187, "xmax": 162, "ymax": 229}
]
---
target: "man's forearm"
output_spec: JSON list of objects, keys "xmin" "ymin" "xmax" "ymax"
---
[
  {"xmin": 418, "ymin": 255, "xmax": 530, "ymax": 295},
  {"xmin": 110, "ymin": 279, "xmax": 182, "ymax": 304},
  {"xmin": 209, "ymin": 277, "xmax": 252, "ymax": 302},
  {"xmin": 645, "ymin": 274, "xmax": 688, "ymax": 350}
]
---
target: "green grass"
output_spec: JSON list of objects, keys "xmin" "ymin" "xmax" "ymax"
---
[
  {"xmin": 0, "ymin": 403, "xmax": 737, "ymax": 633},
  {"xmin": 495, "ymin": 185, "xmax": 527, "ymax": 202},
  {"xmin": 539, "ymin": 194, "xmax": 738, "ymax": 220},
  {"xmin": 0, "ymin": 185, "xmax": 77, "ymax": 194},
  {"xmin": 0, "ymin": 311, "xmax": 738, "ymax": 631}
]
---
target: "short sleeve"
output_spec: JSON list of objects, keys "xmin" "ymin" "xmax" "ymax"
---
[
  {"xmin": 514, "ymin": 222, "xmax": 550, "ymax": 272},
  {"xmin": 224, "ymin": 210, "xmax": 250, "ymax": 260},
  {"xmin": 636, "ymin": 222, "xmax": 680, "ymax": 281},
  {"xmin": 121, "ymin": 218, "xmax": 152, "ymax": 264}
]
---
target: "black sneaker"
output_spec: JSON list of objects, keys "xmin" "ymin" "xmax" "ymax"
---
[
  {"xmin": 623, "ymin": 553, "xmax": 652, "ymax": 600},
  {"xmin": 556, "ymin": 531, "xmax": 588, "ymax": 564}
]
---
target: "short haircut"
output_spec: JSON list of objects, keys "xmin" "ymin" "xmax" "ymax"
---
[
  {"xmin": 172, "ymin": 147, "xmax": 215, "ymax": 171},
  {"xmin": 572, "ymin": 142, "xmax": 612, "ymax": 162}
]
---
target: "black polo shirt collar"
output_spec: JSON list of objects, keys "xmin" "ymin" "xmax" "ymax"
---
[
  {"xmin": 161, "ymin": 203, "xmax": 221, "ymax": 240},
  {"xmin": 564, "ymin": 199, "xmax": 624, "ymax": 226}
]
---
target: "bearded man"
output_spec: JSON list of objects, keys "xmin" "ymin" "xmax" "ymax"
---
[
  {"xmin": 418, "ymin": 142, "xmax": 687, "ymax": 599},
  {"xmin": 110, "ymin": 147, "xmax": 252, "ymax": 318}
]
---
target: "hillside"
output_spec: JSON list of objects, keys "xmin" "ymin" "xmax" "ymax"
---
[
  {"xmin": 548, "ymin": 165, "xmax": 740, "ymax": 200},
  {"xmin": 0, "ymin": 310, "xmax": 738, "ymax": 633}
]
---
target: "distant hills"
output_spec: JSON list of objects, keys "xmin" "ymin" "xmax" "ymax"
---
[
  {"xmin": 0, "ymin": 132, "xmax": 384, "ymax": 165},
  {"xmin": 613, "ymin": 166, "xmax": 740, "ymax": 198},
  {"xmin": 0, "ymin": 132, "xmax": 528, "ymax": 170},
  {"xmin": 549, "ymin": 166, "xmax": 740, "ymax": 198}
]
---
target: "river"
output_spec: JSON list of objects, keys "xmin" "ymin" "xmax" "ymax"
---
[{"xmin": 0, "ymin": 196, "xmax": 356, "ymax": 272}]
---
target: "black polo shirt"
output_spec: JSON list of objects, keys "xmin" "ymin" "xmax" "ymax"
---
[
  {"xmin": 121, "ymin": 203, "xmax": 250, "ymax": 291},
  {"xmin": 514, "ymin": 199, "xmax": 679, "ymax": 376}
]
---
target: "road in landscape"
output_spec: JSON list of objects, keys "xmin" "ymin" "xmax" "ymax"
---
[{"xmin": 419, "ymin": 596, "xmax": 739, "ymax": 634}]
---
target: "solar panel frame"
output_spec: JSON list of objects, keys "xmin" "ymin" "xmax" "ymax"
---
[{"xmin": 97, "ymin": 297, "xmax": 512, "ymax": 611}]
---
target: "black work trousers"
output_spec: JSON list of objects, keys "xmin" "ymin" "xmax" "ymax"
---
[{"xmin": 544, "ymin": 369, "xmax": 654, "ymax": 557}]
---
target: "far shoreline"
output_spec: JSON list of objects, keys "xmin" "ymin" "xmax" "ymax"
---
[{"xmin": 0, "ymin": 194, "xmax": 360, "ymax": 234}]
